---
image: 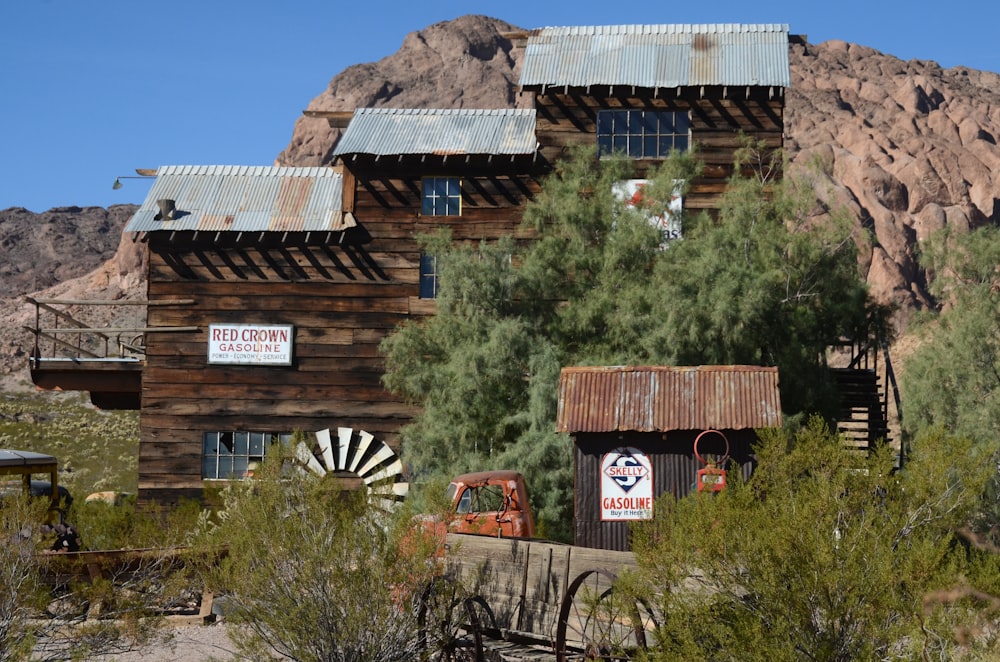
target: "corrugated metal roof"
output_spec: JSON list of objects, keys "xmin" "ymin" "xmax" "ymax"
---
[
  {"xmin": 556, "ymin": 365, "xmax": 782, "ymax": 433},
  {"xmin": 332, "ymin": 108, "xmax": 537, "ymax": 157},
  {"xmin": 520, "ymin": 24, "xmax": 791, "ymax": 89},
  {"xmin": 123, "ymin": 165, "xmax": 349, "ymax": 234}
]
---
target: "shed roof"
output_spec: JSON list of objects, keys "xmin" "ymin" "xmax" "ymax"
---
[
  {"xmin": 556, "ymin": 365, "xmax": 782, "ymax": 433},
  {"xmin": 124, "ymin": 165, "xmax": 351, "ymax": 234},
  {"xmin": 0, "ymin": 449, "xmax": 57, "ymax": 469},
  {"xmin": 520, "ymin": 23, "xmax": 791, "ymax": 89},
  {"xmin": 332, "ymin": 108, "xmax": 538, "ymax": 158}
]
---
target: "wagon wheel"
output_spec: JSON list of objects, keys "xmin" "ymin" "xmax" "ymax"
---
[
  {"xmin": 555, "ymin": 569, "xmax": 656, "ymax": 661},
  {"xmin": 418, "ymin": 574, "xmax": 490, "ymax": 661}
]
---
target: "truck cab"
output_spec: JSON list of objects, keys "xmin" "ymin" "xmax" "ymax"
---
[{"xmin": 446, "ymin": 470, "xmax": 536, "ymax": 539}]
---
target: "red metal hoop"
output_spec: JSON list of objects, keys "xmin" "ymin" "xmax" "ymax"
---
[{"xmin": 693, "ymin": 429, "xmax": 730, "ymax": 466}]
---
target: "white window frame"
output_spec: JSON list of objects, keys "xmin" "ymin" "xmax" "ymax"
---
[
  {"xmin": 597, "ymin": 110, "xmax": 690, "ymax": 158},
  {"xmin": 421, "ymin": 177, "xmax": 462, "ymax": 216},
  {"xmin": 202, "ymin": 430, "xmax": 292, "ymax": 480}
]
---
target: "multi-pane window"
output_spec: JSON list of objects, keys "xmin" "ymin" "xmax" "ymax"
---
[
  {"xmin": 596, "ymin": 110, "xmax": 690, "ymax": 158},
  {"xmin": 421, "ymin": 177, "xmax": 461, "ymax": 216},
  {"xmin": 202, "ymin": 431, "xmax": 292, "ymax": 479},
  {"xmin": 419, "ymin": 253, "xmax": 439, "ymax": 299}
]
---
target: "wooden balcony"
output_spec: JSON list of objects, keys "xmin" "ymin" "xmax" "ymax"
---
[{"xmin": 24, "ymin": 297, "xmax": 195, "ymax": 410}]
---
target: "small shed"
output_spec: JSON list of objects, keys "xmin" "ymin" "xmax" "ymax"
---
[{"xmin": 556, "ymin": 365, "xmax": 782, "ymax": 550}]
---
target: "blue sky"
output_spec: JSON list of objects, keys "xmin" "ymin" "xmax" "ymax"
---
[{"xmin": 2, "ymin": 0, "xmax": 997, "ymax": 213}]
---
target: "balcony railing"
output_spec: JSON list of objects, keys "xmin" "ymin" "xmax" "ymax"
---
[{"xmin": 24, "ymin": 296, "xmax": 197, "ymax": 365}]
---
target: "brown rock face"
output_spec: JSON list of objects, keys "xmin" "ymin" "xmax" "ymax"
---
[
  {"xmin": 275, "ymin": 15, "xmax": 526, "ymax": 167},
  {"xmin": 786, "ymin": 40, "xmax": 1000, "ymax": 320}
]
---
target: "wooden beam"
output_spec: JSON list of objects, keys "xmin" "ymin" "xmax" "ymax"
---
[{"xmin": 301, "ymin": 110, "xmax": 355, "ymax": 128}]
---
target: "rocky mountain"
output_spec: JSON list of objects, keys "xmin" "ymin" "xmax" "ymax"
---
[{"xmin": 5, "ymin": 14, "xmax": 1000, "ymax": 387}]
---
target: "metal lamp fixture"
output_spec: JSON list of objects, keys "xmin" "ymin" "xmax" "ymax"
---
[{"xmin": 112, "ymin": 169, "xmax": 158, "ymax": 190}]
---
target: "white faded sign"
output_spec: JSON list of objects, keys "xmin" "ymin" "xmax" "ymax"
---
[
  {"xmin": 601, "ymin": 446, "xmax": 654, "ymax": 521},
  {"xmin": 208, "ymin": 324, "xmax": 293, "ymax": 366},
  {"xmin": 613, "ymin": 179, "xmax": 683, "ymax": 247}
]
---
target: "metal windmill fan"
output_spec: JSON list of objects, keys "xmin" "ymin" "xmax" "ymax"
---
[{"xmin": 294, "ymin": 427, "xmax": 409, "ymax": 510}]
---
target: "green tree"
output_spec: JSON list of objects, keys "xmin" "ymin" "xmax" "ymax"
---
[
  {"xmin": 197, "ymin": 451, "xmax": 444, "ymax": 662},
  {"xmin": 641, "ymin": 142, "xmax": 879, "ymax": 416},
  {"xmin": 901, "ymin": 226, "xmax": 1000, "ymax": 543},
  {"xmin": 631, "ymin": 419, "xmax": 1000, "ymax": 660},
  {"xmin": 902, "ymin": 225, "xmax": 1000, "ymax": 442},
  {"xmin": 382, "ymin": 143, "xmax": 881, "ymax": 541}
]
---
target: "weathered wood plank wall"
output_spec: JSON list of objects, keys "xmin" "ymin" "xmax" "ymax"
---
[{"xmin": 138, "ymin": 168, "xmax": 539, "ymax": 504}]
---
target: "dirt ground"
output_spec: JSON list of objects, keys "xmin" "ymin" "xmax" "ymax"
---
[{"xmin": 90, "ymin": 622, "xmax": 240, "ymax": 662}]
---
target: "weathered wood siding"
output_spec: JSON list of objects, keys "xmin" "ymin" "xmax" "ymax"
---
[
  {"xmin": 138, "ymin": 166, "xmax": 539, "ymax": 504},
  {"xmin": 533, "ymin": 85, "xmax": 784, "ymax": 211}
]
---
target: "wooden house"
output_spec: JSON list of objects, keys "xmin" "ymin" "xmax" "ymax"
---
[
  {"xmin": 556, "ymin": 365, "xmax": 783, "ymax": 550},
  {"xmin": 518, "ymin": 23, "xmax": 791, "ymax": 212},
  {"xmin": 28, "ymin": 24, "xmax": 794, "ymax": 506}
]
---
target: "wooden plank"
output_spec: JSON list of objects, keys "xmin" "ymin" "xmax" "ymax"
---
[{"xmin": 139, "ymin": 398, "xmax": 415, "ymax": 419}]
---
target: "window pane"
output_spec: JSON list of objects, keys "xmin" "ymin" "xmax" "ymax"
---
[
  {"xmin": 233, "ymin": 431, "xmax": 249, "ymax": 455},
  {"xmin": 422, "ymin": 178, "xmax": 435, "ymax": 197},
  {"xmin": 643, "ymin": 136, "xmax": 657, "ymax": 158},
  {"xmin": 249, "ymin": 432, "xmax": 265, "ymax": 456},
  {"xmin": 420, "ymin": 253, "xmax": 438, "ymax": 299},
  {"xmin": 597, "ymin": 110, "xmax": 689, "ymax": 159},
  {"xmin": 596, "ymin": 111, "xmax": 612, "ymax": 135},
  {"xmin": 628, "ymin": 138, "xmax": 642, "ymax": 158},
  {"xmin": 626, "ymin": 111, "xmax": 642, "ymax": 133},
  {"xmin": 659, "ymin": 135, "xmax": 674, "ymax": 154},
  {"xmin": 642, "ymin": 111, "xmax": 658, "ymax": 133},
  {"xmin": 217, "ymin": 454, "xmax": 235, "ymax": 479},
  {"xmin": 433, "ymin": 178, "xmax": 449, "ymax": 197}
]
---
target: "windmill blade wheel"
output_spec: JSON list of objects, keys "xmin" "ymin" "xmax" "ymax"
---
[{"xmin": 294, "ymin": 426, "xmax": 409, "ymax": 510}]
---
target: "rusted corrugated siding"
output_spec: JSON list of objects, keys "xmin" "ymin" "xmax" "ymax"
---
[
  {"xmin": 573, "ymin": 430, "xmax": 757, "ymax": 550},
  {"xmin": 556, "ymin": 365, "xmax": 782, "ymax": 433}
]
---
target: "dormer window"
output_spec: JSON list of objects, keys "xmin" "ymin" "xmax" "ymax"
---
[
  {"xmin": 597, "ymin": 110, "xmax": 690, "ymax": 158},
  {"xmin": 422, "ymin": 177, "xmax": 462, "ymax": 216}
]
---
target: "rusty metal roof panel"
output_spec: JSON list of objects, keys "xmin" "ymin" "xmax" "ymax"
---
[
  {"xmin": 521, "ymin": 24, "xmax": 790, "ymax": 89},
  {"xmin": 124, "ymin": 165, "xmax": 347, "ymax": 234},
  {"xmin": 332, "ymin": 108, "xmax": 537, "ymax": 157},
  {"xmin": 556, "ymin": 365, "xmax": 782, "ymax": 433}
]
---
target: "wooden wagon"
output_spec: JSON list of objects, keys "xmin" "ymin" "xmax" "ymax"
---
[{"xmin": 420, "ymin": 533, "xmax": 655, "ymax": 661}]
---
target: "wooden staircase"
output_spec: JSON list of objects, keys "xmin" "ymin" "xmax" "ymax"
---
[
  {"xmin": 831, "ymin": 367, "xmax": 889, "ymax": 449},
  {"xmin": 828, "ymin": 337, "xmax": 902, "ymax": 462}
]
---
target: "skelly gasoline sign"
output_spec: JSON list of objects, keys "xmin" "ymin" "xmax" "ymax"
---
[{"xmin": 600, "ymin": 447, "xmax": 654, "ymax": 521}]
